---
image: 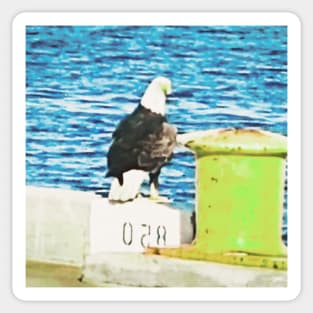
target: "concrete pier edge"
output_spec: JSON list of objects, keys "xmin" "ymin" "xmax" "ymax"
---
[{"xmin": 26, "ymin": 186, "xmax": 287, "ymax": 287}]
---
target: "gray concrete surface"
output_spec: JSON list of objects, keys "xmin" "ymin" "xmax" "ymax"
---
[{"xmin": 83, "ymin": 252, "xmax": 287, "ymax": 287}]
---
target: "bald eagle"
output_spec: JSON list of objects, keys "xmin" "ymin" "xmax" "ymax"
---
[{"xmin": 107, "ymin": 76, "xmax": 177, "ymax": 202}]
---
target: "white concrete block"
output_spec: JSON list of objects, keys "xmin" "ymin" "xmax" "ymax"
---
[{"xmin": 89, "ymin": 198, "xmax": 193, "ymax": 254}]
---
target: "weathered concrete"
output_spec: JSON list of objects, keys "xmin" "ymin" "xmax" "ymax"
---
[
  {"xmin": 26, "ymin": 186, "xmax": 95, "ymax": 265},
  {"xmin": 83, "ymin": 252, "xmax": 287, "ymax": 287},
  {"xmin": 26, "ymin": 260, "xmax": 123, "ymax": 287}
]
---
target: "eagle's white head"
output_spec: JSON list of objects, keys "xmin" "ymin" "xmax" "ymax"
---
[{"xmin": 141, "ymin": 76, "xmax": 172, "ymax": 116}]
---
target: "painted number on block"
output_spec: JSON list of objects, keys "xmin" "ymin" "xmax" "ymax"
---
[
  {"xmin": 122, "ymin": 222, "xmax": 167, "ymax": 248},
  {"xmin": 156, "ymin": 225, "xmax": 167, "ymax": 246},
  {"xmin": 140, "ymin": 224, "xmax": 151, "ymax": 248},
  {"xmin": 122, "ymin": 222, "xmax": 133, "ymax": 245}
]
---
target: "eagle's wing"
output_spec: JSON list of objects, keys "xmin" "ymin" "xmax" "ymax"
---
[
  {"xmin": 107, "ymin": 107, "xmax": 169, "ymax": 177},
  {"xmin": 138, "ymin": 122, "xmax": 177, "ymax": 172}
]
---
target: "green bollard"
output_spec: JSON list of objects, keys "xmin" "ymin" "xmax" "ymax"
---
[
  {"xmin": 188, "ymin": 128, "xmax": 287, "ymax": 257},
  {"xmin": 147, "ymin": 128, "xmax": 287, "ymax": 270}
]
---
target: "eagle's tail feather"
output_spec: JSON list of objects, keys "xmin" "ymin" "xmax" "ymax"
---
[{"xmin": 108, "ymin": 170, "xmax": 148, "ymax": 202}]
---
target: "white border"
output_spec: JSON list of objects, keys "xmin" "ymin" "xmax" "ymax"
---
[{"xmin": 12, "ymin": 12, "xmax": 301, "ymax": 301}]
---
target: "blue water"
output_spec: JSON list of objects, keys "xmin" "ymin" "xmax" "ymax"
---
[{"xmin": 26, "ymin": 26, "xmax": 288, "ymax": 242}]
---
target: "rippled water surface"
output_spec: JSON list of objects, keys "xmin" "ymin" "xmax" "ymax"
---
[{"xmin": 26, "ymin": 26, "xmax": 288, "ymax": 240}]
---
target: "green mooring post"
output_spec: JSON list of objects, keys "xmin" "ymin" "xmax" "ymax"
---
[{"xmin": 147, "ymin": 128, "xmax": 287, "ymax": 270}]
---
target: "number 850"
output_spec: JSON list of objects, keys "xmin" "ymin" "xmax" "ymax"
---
[{"xmin": 122, "ymin": 222, "xmax": 167, "ymax": 248}]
